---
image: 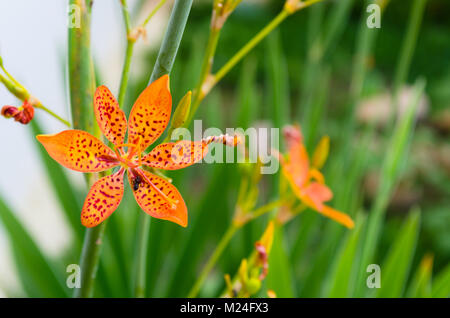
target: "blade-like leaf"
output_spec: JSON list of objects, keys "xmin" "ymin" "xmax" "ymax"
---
[
  {"xmin": 431, "ymin": 263, "xmax": 450, "ymax": 298},
  {"xmin": 0, "ymin": 195, "xmax": 68, "ymax": 297},
  {"xmin": 374, "ymin": 209, "xmax": 420, "ymax": 298},
  {"xmin": 267, "ymin": 225, "xmax": 295, "ymax": 297},
  {"xmin": 323, "ymin": 213, "xmax": 366, "ymax": 297}
]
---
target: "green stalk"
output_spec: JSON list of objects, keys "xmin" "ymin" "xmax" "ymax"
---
[
  {"xmin": 134, "ymin": 0, "xmax": 193, "ymax": 298},
  {"xmin": 68, "ymin": 0, "xmax": 102, "ymax": 298},
  {"xmin": 118, "ymin": 0, "xmax": 167, "ymax": 108},
  {"xmin": 68, "ymin": 0, "xmax": 96, "ymax": 133},
  {"xmin": 391, "ymin": 0, "xmax": 427, "ymax": 111},
  {"xmin": 354, "ymin": 0, "xmax": 427, "ymax": 297},
  {"xmin": 74, "ymin": 220, "xmax": 108, "ymax": 298},
  {"xmin": 148, "ymin": 0, "xmax": 193, "ymax": 84},
  {"xmin": 186, "ymin": 0, "xmax": 324, "ymax": 127},
  {"xmin": 355, "ymin": 79, "xmax": 425, "ymax": 297},
  {"xmin": 188, "ymin": 9, "xmax": 289, "ymax": 124},
  {"xmin": 187, "ymin": 199, "xmax": 283, "ymax": 298},
  {"xmin": 118, "ymin": 0, "xmax": 134, "ymax": 107},
  {"xmin": 188, "ymin": 224, "xmax": 238, "ymax": 298}
]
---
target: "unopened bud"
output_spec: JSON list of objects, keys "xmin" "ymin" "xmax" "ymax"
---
[
  {"xmin": 1, "ymin": 100, "xmax": 34, "ymax": 124},
  {"xmin": 1, "ymin": 105, "xmax": 20, "ymax": 118},
  {"xmin": 171, "ymin": 91, "xmax": 191, "ymax": 129},
  {"xmin": 246, "ymin": 277, "xmax": 261, "ymax": 295},
  {"xmin": 312, "ymin": 136, "xmax": 330, "ymax": 169}
]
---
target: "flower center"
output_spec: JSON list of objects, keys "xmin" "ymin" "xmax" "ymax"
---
[{"xmin": 114, "ymin": 143, "xmax": 142, "ymax": 169}]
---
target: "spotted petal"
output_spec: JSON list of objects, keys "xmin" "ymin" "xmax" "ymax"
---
[
  {"xmin": 127, "ymin": 75, "xmax": 172, "ymax": 152},
  {"xmin": 128, "ymin": 168, "xmax": 187, "ymax": 227},
  {"xmin": 94, "ymin": 85, "xmax": 128, "ymax": 146},
  {"xmin": 37, "ymin": 130, "xmax": 119, "ymax": 172},
  {"xmin": 81, "ymin": 169, "xmax": 125, "ymax": 227},
  {"xmin": 142, "ymin": 140, "xmax": 207, "ymax": 170}
]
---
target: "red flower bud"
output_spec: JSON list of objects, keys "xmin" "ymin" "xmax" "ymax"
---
[
  {"xmin": 1, "ymin": 105, "xmax": 20, "ymax": 118},
  {"xmin": 1, "ymin": 100, "xmax": 34, "ymax": 124}
]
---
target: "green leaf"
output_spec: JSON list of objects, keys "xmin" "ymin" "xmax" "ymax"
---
[
  {"xmin": 0, "ymin": 195, "xmax": 68, "ymax": 297},
  {"xmin": 431, "ymin": 263, "xmax": 450, "ymax": 298},
  {"xmin": 267, "ymin": 225, "xmax": 295, "ymax": 297},
  {"xmin": 407, "ymin": 254, "xmax": 433, "ymax": 297},
  {"xmin": 375, "ymin": 209, "xmax": 420, "ymax": 298},
  {"xmin": 355, "ymin": 78, "xmax": 425, "ymax": 296},
  {"xmin": 324, "ymin": 213, "xmax": 366, "ymax": 297}
]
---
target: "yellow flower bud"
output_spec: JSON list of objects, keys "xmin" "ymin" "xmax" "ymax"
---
[
  {"xmin": 246, "ymin": 277, "xmax": 261, "ymax": 295},
  {"xmin": 171, "ymin": 90, "xmax": 191, "ymax": 129},
  {"xmin": 312, "ymin": 135, "xmax": 329, "ymax": 169}
]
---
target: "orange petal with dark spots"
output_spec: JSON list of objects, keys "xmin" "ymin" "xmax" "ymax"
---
[
  {"xmin": 36, "ymin": 130, "xmax": 118, "ymax": 172},
  {"xmin": 128, "ymin": 168, "xmax": 187, "ymax": 227},
  {"xmin": 94, "ymin": 85, "xmax": 128, "ymax": 146},
  {"xmin": 127, "ymin": 75, "xmax": 172, "ymax": 152},
  {"xmin": 142, "ymin": 140, "xmax": 208, "ymax": 170},
  {"xmin": 81, "ymin": 169, "xmax": 125, "ymax": 227}
]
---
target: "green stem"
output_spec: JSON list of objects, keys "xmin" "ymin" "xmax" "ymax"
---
[
  {"xmin": 119, "ymin": 0, "xmax": 167, "ymax": 110},
  {"xmin": 187, "ymin": 198, "xmax": 282, "ymax": 298},
  {"xmin": 133, "ymin": 0, "xmax": 193, "ymax": 297},
  {"xmin": 118, "ymin": 0, "xmax": 134, "ymax": 107},
  {"xmin": 134, "ymin": 215, "xmax": 151, "ymax": 297},
  {"xmin": 118, "ymin": 40, "xmax": 135, "ymax": 107},
  {"xmin": 249, "ymin": 199, "xmax": 284, "ymax": 221},
  {"xmin": 148, "ymin": 0, "xmax": 193, "ymax": 84},
  {"xmin": 391, "ymin": 0, "xmax": 426, "ymax": 109},
  {"xmin": 187, "ymin": 9, "xmax": 289, "ymax": 124},
  {"xmin": 188, "ymin": 224, "xmax": 238, "ymax": 298},
  {"xmin": 142, "ymin": 0, "xmax": 168, "ymax": 27},
  {"xmin": 68, "ymin": 0, "xmax": 101, "ymax": 298},
  {"xmin": 187, "ymin": 0, "xmax": 323, "ymax": 127},
  {"xmin": 34, "ymin": 103, "xmax": 71, "ymax": 127},
  {"xmin": 73, "ymin": 219, "xmax": 107, "ymax": 298}
]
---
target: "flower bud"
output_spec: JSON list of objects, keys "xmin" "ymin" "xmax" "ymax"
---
[
  {"xmin": 312, "ymin": 135, "xmax": 330, "ymax": 169},
  {"xmin": 1, "ymin": 105, "xmax": 20, "ymax": 118},
  {"xmin": 246, "ymin": 277, "xmax": 261, "ymax": 295},
  {"xmin": 171, "ymin": 91, "xmax": 191, "ymax": 129},
  {"xmin": 1, "ymin": 100, "xmax": 34, "ymax": 124}
]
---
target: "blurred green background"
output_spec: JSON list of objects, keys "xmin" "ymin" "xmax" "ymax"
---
[{"xmin": 0, "ymin": 0, "xmax": 449, "ymax": 298}]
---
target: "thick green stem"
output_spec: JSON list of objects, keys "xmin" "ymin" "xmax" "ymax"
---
[
  {"xmin": 133, "ymin": 0, "xmax": 193, "ymax": 297},
  {"xmin": 73, "ymin": 220, "xmax": 107, "ymax": 298},
  {"xmin": 68, "ymin": 0, "xmax": 96, "ymax": 133},
  {"xmin": 134, "ymin": 215, "xmax": 151, "ymax": 297},
  {"xmin": 68, "ymin": 0, "xmax": 101, "ymax": 298},
  {"xmin": 188, "ymin": 224, "xmax": 238, "ymax": 298}
]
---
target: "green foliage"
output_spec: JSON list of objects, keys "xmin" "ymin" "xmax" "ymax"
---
[{"xmin": 1, "ymin": 0, "xmax": 449, "ymax": 299}]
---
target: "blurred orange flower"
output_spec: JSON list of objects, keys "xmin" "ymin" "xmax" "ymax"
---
[
  {"xmin": 278, "ymin": 125, "xmax": 354, "ymax": 229},
  {"xmin": 37, "ymin": 75, "xmax": 238, "ymax": 228}
]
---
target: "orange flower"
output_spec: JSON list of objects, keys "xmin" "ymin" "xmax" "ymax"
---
[
  {"xmin": 37, "ymin": 75, "xmax": 238, "ymax": 228},
  {"xmin": 1, "ymin": 100, "xmax": 34, "ymax": 124},
  {"xmin": 278, "ymin": 125, "xmax": 354, "ymax": 229}
]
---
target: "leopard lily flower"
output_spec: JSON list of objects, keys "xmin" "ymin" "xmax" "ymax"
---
[
  {"xmin": 278, "ymin": 125, "xmax": 354, "ymax": 229},
  {"xmin": 37, "ymin": 75, "xmax": 238, "ymax": 228}
]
